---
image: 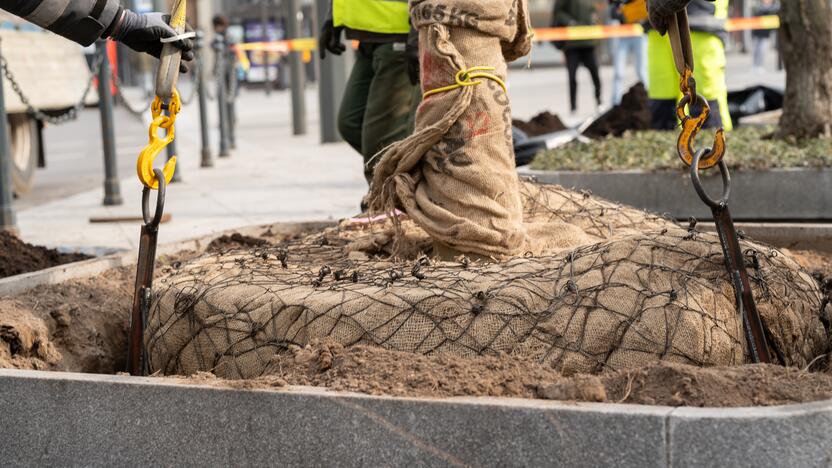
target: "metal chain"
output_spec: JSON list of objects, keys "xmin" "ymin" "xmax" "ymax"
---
[
  {"xmin": 0, "ymin": 49, "xmax": 103, "ymax": 125},
  {"xmin": 112, "ymin": 71, "xmax": 153, "ymax": 117},
  {"xmin": 178, "ymin": 61, "xmax": 199, "ymax": 106}
]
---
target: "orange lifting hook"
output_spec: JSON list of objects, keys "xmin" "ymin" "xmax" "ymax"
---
[
  {"xmin": 675, "ymin": 69, "xmax": 726, "ymax": 170},
  {"xmin": 136, "ymin": 90, "xmax": 181, "ymax": 189}
]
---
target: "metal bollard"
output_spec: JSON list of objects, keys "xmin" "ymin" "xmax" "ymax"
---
[
  {"xmin": 214, "ymin": 34, "xmax": 231, "ymax": 158},
  {"xmin": 316, "ymin": 0, "xmax": 347, "ymax": 143},
  {"xmin": 227, "ymin": 57, "xmax": 237, "ymax": 150},
  {"xmin": 0, "ymin": 39, "xmax": 17, "ymax": 232},
  {"xmin": 196, "ymin": 31, "xmax": 213, "ymax": 168},
  {"xmin": 286, "ymin": 0, "xmax": 307, "ymax": 136},
  {"xmin": 97, "ymin": 40, "xmax": 123, "ymax": 206}
]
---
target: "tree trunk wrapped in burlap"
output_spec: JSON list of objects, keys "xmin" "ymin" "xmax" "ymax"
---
[
  {"xmin": 368, "ymin": 0, "xmax": 534, "ymax": 258},
  {"xmin": 145, "ymin": 184, "xmax": 829, "ymax": 379}
]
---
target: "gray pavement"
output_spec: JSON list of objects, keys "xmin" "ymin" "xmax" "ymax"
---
[{"xmin": 10, "ymin": 48, "xmax": 785, "ymax": 252}]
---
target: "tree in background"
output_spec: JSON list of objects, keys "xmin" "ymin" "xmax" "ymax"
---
[{"xmin": 777, "ymin": 0, "xmax": 832, "ymax": 139}]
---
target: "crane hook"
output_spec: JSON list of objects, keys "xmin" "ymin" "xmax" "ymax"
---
[
  {"xmin": 675, "ymin": 69, "xmax": 726, "ymax": 170},
  {"xmin": 137, "ymin": 90, "xmax": 181, "ymax": 189}
]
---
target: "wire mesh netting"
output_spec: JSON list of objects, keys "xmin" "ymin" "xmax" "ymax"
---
[{"xmin": 146, "ymin": 183, "xmax": 829, "ymax": 379}]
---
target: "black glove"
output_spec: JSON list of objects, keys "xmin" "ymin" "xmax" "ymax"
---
[
  {"xmin": 110, "ymin": 10, "xmax": 195, "ymax": 72},
  {"xmin": 319, "ymin": 19, "xmax": 345, "ymax": 60},
  {"xmin": 647, "ymin": 0, "xmax": 713, "ymax": 35}
]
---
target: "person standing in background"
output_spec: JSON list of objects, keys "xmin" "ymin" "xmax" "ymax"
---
[
  {"xmin": 752, "ymin": 0, "xmax": 778, "ymax": 71},
  {"xmin": 552, "ymin": 0, "xmax": 604, "ymax": 114},
  {"xmin": 646, "ymin": 0, "xmax": 732, "ymax": 131},
  {"xmin": 319, "ymin": 0, "xmax": 419, "ymax": 191},
  {"xmin": 609, "ymin": 0, "xmax": 649, "ymax": 105}
]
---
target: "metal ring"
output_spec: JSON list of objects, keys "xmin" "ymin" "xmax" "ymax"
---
[
  {"xmin": 142, "ymin": 168, "xmax": 167, "ymax": 227},
  {"xmin": 690, "ymin": 148, "xmax": 731, "ymax": 209},
  {"xmin": 677, "ymin": 93, "xmax": 709, "ymax": 118}
]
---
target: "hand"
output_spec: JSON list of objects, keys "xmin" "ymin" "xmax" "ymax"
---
[
  {"xmin": 319, "ymin": 19, "xmax": 345, "ymax": 60},
  {"xmin": 405, "ymin": 39, "xmax": 419, "ymax": 86},
  {"xmin": 647, "ymin": 0, "xmax": 704, "ymax": 35},
  {"xmin": 110, "ymin": 10, "xmax": 195, "ymax": 72}
]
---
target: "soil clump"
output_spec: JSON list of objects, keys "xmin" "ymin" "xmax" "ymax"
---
[
  {"xmin": 513, "ymin": 112, "xmax": 568, "ymax": 137},
  {"xmin": 582, "ymin": 82, "xmax": 651, "ymax": 139},
  {"xmin": 207, "ymin": 233, "xmax": 269, "ymax": 252},
  {"xmin": 0, "ymin": 232, "xmax": 91, "ymax": 279},
  {"xmin": 182, "ymin": 340, "xmax": 832, "ymax": 407}
]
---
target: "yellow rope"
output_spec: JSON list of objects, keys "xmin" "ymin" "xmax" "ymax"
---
[{"xmin": 423, "ymin": 66, "xmax": 507, "ymax": 99}]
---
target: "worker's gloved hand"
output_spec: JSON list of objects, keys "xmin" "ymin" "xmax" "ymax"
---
[
  {"xmin": 405, "ymin": 37, "xmax": 420, "ymax": 86},
  {"xmin": 647, "ymin": 0, "xmax": 714, "ymax": 35},
  {"xmin": 319, "ymin": 19, "xmax": 345, "ymax": 59},
  {"xmin": 110, "ymin": 10, "xmax": 195, "ymax": 72}
]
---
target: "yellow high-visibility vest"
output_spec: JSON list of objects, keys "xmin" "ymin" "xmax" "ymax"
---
[{"xmin": 333, "ymin": 0, "xmax": 411, "ymax": 35}]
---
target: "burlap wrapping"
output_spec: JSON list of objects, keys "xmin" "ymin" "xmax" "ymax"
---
[
  {"xmin": 145, "ymin": 184, "xmax": 829, "ymax": 379},
  {"xmin": 369, "ymin": 0, "xmax": 534, "ymax": 258}
]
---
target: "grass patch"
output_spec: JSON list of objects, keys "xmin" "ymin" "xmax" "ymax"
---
[{"xmin": 530, "ymin": 126, "xmax": 832, "ymax": 172}]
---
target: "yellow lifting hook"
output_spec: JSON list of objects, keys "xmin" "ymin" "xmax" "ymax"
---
[
  {"xmin": 667, "ymin": 13, "xmax": 726, "ymax": 170},
  {"xmin": 136, "ymin": 90, "xmax": 181, "ymax": 189},
  {"xmin": 135, "ymin": 0, "xmax": 188, "ymax": 190}
]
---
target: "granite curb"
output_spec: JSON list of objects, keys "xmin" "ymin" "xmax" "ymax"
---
[
  {"xmin": 521, "ymin": 168, "xmax": 832, "ymax": 221},
  {"xmin": 1, "ymin": 369, "xmax": 830, "ymax": 467}
]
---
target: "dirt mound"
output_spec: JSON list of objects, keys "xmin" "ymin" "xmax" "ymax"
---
[
  {"xmin": 0, "ymin": 231, "xmax": 91, "ymax": 279},
  {"xmin": 0, "ymin": 267, "xmax": 132, "ymax": 373},
  {"xmin": 583, "ymin": 82, "xmax": 651, "ymax": 139},
  {"xmin": 183, "ymin": 340, "xmax": 832, "ymax": 407},
  {"xmin": 207, "ymin": 233, "xmax": 269, "ymax": 252},
  {"xmin": 513, "ymin": 112, "xmax": 568, "ymax": 137}
]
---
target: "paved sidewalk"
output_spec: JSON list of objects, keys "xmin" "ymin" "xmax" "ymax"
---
[{"xmin": 17, "ymin": 89, "xmax": 367, "ymax": 254}]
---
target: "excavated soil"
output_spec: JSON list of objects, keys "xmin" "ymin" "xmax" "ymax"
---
[
  {"xmin": 0, "ymin": 232, "xmax": 91, "ymax": 279},
  {"xmin": 2, "ymin": 223, "xmax": 831, "ymax": 408},
  {"xmin": 513, "ymin": 112, "xmax": 568, "ymax": 137},
  {"xmin": 0, "ymin": 223, "xmax": 328, "ymax": 374},
  {"xmin": 183, "ymin": 340, "xmax": 832, "ymax": 408},
  {"xmin": 582, "ymin": 82, "xmax": 651, "ymax": 139}
]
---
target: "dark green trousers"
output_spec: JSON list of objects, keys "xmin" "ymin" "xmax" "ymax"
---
[{"xmin": 338, "ymin": 42, "xmax": 419, "ymax": 184}]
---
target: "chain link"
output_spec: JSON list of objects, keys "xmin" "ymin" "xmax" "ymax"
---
[
  {"xmin": 0, "ymin": 49, "xmax": 103, "ymax": 125},
  {"xmin": 112, "ymin": 71, "xmax": 153, "ymax": 117}
]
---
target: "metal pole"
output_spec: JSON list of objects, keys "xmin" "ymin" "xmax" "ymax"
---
[
  {"xmin": 214, "ymin": 34, "xmax": 231, "ymax": 157},
  {"xmin": 98, "ymin": 40, "xmax": 124, "ymax": 206},
  {"xmin": 196, "ymin": 31, "xmax": 214, "ymax": 168},
  {"xmin": 261, "ymin": 0, "xmax": 272, "ymax": 96},
  {"xmin": 0, "ymin": 39, "xmax": 17, "ymax": 232},
  {"xmin": 286, "ymin": 0, "xmax": 307, "ymax": 136},
  {"xmin": 226, "ymin": 49, "xmax": 237, "ymax": 150},
  {"xmin": 315, "ymin": 0, "xmax": 347, "ymax": 143}
]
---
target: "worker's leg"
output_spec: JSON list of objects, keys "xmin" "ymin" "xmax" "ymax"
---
[
  {"xmin": 338, "ymin": 44, "xmax": 374, "ymax": 155},
  {"xmin": 611, "ymin": 38, "xmax": 625, "ymax": 105},
  {"xmin": 361, "ymin": 42, "xmax": 418, "ymax": 183},
  {"xmin": 564, "ymin": 49, "xmax": 580, "ymax": 112},
  {"xmin": 692, "ymin": 32, "xmax": 732, "ymax": 131},
  {"xmin": 647, "ymin": 30, "xmax": 683, "ymax": 129},
  {"xmin": 581, "ymin": 46, "xmax": 603, "ymax": 106},
  {"xmin": 635, "ymin": 35, "xmax": 648, "ymax": 88}
]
